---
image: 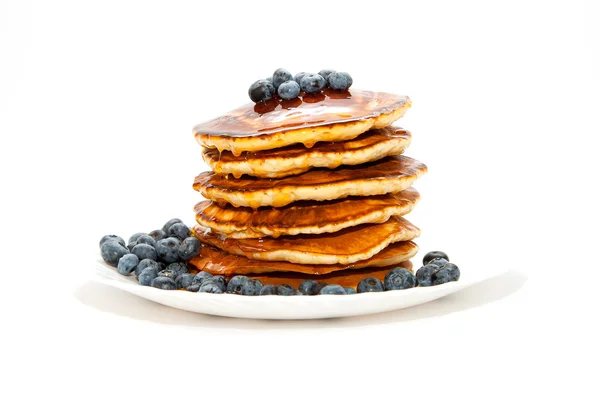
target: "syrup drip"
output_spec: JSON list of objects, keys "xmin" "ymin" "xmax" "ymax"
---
[{"xmin": 202, "ymin": 127, "xmax": 411, "ymax": 164}]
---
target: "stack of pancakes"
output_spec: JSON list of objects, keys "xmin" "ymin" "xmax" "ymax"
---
[{"xmin": 189, "ymin": 89, "xmax": 427, "ymax": 289}]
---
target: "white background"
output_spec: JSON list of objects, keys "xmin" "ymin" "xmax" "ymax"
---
[{"xmin": 1, "ymin": 0, "xmax": 599, "ymax": 398}]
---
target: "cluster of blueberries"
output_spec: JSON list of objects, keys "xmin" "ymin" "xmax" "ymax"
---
[
  {"xmin": 100, "ymin": 220, "xmax": 460, "ymax": 295},
  {"xmin": 416, "ymin": 251, "xmax": 460, "ymax": 286},
  {"xmin": 248, "ymin": 68, "xmax": 353, "ymax": 103},
  {"xmin": 99, "ymin": 218, "xmax": 202, "ymax": 290}
]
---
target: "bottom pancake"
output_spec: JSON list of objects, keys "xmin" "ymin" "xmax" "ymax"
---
[
  {"xmin": 188, "ymin": 241, "xmax": 418, "ymax": 276},
  {"xmin": 244, "ymin": 261, "xmax": 413, "ymax": 290}
]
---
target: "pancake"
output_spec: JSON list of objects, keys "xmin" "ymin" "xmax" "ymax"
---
[
  {"xmin": 193, "ymin": 89, "xmax": 411, "ymax": 155},
  {"xmin": 245, "ymin": 261, "xmax": 414, "ymax": 290},
  {"xmin": 193, "ymin": 155, "xmax": 427, "ymax": 208},
  {"xmin": 191, "ymin": 215, "xmax": 420, "ymax": 265},
  {"xmin": 202, "ymin": 127, "xmax": 412, "ymax": 179},
  {"xmin": 194, "ymin": 188, "xmax": 420, "ymax": 239},
  {"xmin": 189, "ymin": 242, "xmax": 418, "ymax": 276}
]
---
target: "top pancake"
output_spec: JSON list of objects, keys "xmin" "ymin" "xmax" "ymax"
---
[
  {"xmin": 193, "ymin": 155, "xmax": 427, "ymax": 208},
  {"xmin": 193, "ymin": 89, "xmax": 411, "ymax": 155},
  {"xmin": 202, "ymin": 126, "xmax": 412, "ymax": 179}
]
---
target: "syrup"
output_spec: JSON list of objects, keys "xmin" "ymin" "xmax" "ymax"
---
[
  {"xmin": 193, "ymin": 89, "xmax": 410, "ymax": 138},
  {"xmin": 245, "ymin": 261, "xmax": 414, "ymax": 290}
]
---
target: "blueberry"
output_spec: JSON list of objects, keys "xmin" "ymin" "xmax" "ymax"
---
[
  {"xmin": 175, "ymin": 273, "xmax": 196, "ymax": 289},
  {"xmin": 318, "ymin": 69, "xmax": 336, "ymax": 81},
  {"xmin": 210, "ymin": 276, "xmax": 227, "ymax": 292},
  {"xmin": 259, "ymin": 284, "xmax": 277, "ymax": 295},
  {"xmin": 192, "ymin": 271, "xmax": 213, "ymax": 286},
  {"xmin": 344, "ymin": 287, "xmax": 356, "ymax": 294},
  {"xmin": 135, "ymin": 259, "xmax": 159, "ymax": 278},
  {"xmin": 433, "ymin": 263, "xmax": 460, "ymax": 285},
  {"xmin": 135, "ymin": 234, "xmax": 157, "ymax": 248},
  {"xmin": 300, "ymin": 74, "xmax": 326, "ymax": 94},
  {"xmin": 277, "ymin": 80, "xmax": 301, "ymax": 100},
  {"xmin": 313, "ymin": 282, "xmax": 329, "ymax": 295},
  {"xmin": 138, "ymin": 267, "xmax": 158, "ymax": 286},
  {"xmin": 384, "ymin": 267, "xmax": 416, "ymax": 291},
  {"xmin": 248, "ymin": 79, "xmax": 275, "ymax": 103},
  {"xmin": 423, "ymin": 251, "xmax": 449, "ymax": 265},
  {"xmin": 187, "ymin": 284, "xmax": 200, "ymax": 292},
  {"xmin": 149, "ymin": 229, "xmax": 167, "ymax": 241},
  {"xmin": 100, "ymin": 240, "xmax": 130, "ymax": 267},
  {"xmin": 178, "ymin": 237, "xmax": 201, "ymax": 261},
  {"xmin": 167, "ymin": 222, "xmax": 190, "ymax": 241},
  {"xmin": 357, "ymin": 277, "xmax": 384, "ymax": 293},
  {"xmin": 156, "ymin": 262, "xmax": 167, "ymax": 271},
  {"xmin": 431, "ymin": 268, "xmax": 452, "ymax": 285},
  {"xmin": 162, "ymin": 218, "xmax": 182, "ymax": 234},
  {"xmin": 294, "ymin": 72, "xmax": 310, "ymax": 85},
  {"xmin": 117, "ymin": 253, "xmax": 139, "ymax": 275},
  {"xmin": 319, "ymin": 284, "xmax": 347, "ymax": 295},
  {"xmin": 128, "ymin": 233, "xmax": 145, "ymax": 246},
  {"xmin": 299, "ymin": 280, "xmax": 318, "ymax": 296},
  {"xmin": 166, "ymin": 262, "xmax": 188, "ymax": 277},
  {"xmin": 151, "ymin": 276, "xmax": 177, "ymax": 290},
  {"xmin": 131, "ymin": 243, "xmax": 157, "ymax": 261},
  {"xmin": 156, "ymin": 237, "xmax": 180, "ymax": 263},
  {"xmin": 327, "ymin": 72, "xmax": 353, "ymax": 90},
  {"xmin": 199, "ymin": 282, "xmax": 224, "ymax": 294},
  {"xmin": 445, "ymin": 263, "xmax": 460, "ymax": 281},
  {"xmin": 201, "ymin": 277, "xmax": 226, "ymax": 293},
  {"xmin": 427, "ymin": 258, "xmax": 449, "ymax": 269},
  {"xmin": 226, "ymin": 275, "xmax": 250, "ymax": 295},
  {"xmin": 158, "ymin": 269, "xmax": 179, "ymax": 280},
  {"xmin": 99, "ymin": 235, "xmax": 125, "ymax": 248},
  {"xmin": 265, "ymin": 76, "xmax": 273, "ymax": 83},
  {"xmin": 415, "ymin": 265, "xmax": 437, "ymax": 287},
  {"xmin": 240, "ymin": 279, "xmax": 264, "ymax": 296},
  {"xmin": 272, "ymin": 68, "xmax": 293, "ymax": 89},
  {"xmin": 277, "ymin": 284, "xmax": 298, "ymax": 296}
]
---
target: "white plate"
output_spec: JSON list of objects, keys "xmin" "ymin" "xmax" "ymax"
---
[{"xmin": 94, "ymin": 257, "xmax": 506, "ymax": 319}]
